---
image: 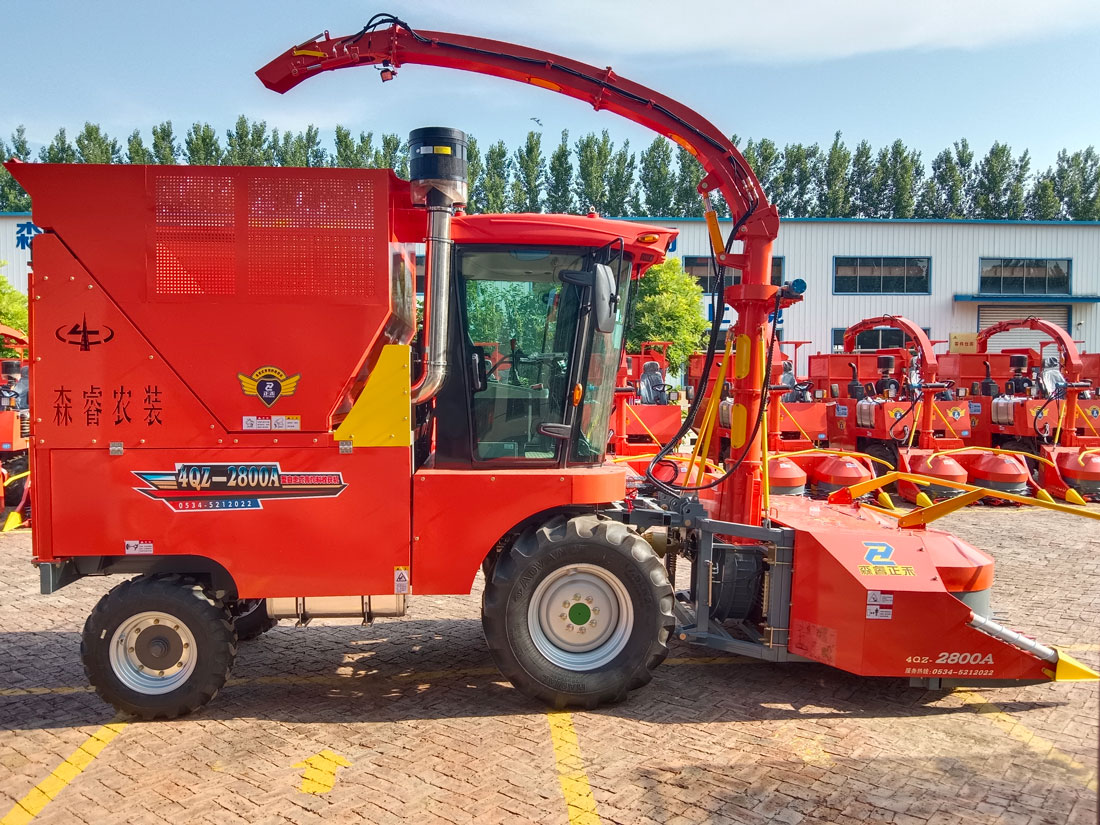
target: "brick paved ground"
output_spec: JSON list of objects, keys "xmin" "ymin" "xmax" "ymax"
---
[{"xmin": 1, "ymin": 505, "xmax": 1096, "ymax": 824}]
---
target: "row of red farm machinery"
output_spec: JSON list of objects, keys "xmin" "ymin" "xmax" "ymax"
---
[{"xmin": 612, "ymin": 315, "xmax": 1100, "ymax": 514}]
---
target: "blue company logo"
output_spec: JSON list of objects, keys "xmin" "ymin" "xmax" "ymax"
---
[{"xmin": 863, "ymin": 541, "xmax": 895, "ymax": 566}]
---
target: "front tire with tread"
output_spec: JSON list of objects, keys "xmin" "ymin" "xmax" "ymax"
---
[
  {"xmin": 81, "ymin": 574, "xmax": 237, "ymax": 720},
  {"xmin": 482, "ymin": 514, "xmax": 674, "ymax": 709}
]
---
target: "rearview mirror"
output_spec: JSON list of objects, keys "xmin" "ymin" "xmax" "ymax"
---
[{"xmin": 560, "ymin": 264, "xmax": 617, "ymax": 334}]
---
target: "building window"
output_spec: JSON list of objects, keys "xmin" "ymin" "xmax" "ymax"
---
[
  {"xmin": 834, "ymin": 256, "xmax": 930, "ymax": 294},
  {"xmin": 683, "ymin": 256, "xmax": 783, "ymax": 289},
  {"xmin": 979, "ymin": 258, "xmax": 1070, "ymax": 295},
  {"xmin": 831, "ymin": 326, "xmax": 931, "ymax": 352}
]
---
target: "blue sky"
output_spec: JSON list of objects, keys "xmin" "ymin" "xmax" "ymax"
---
[{"xmin": 3, "ymin": 0, "xmax": 1099, "ymax": 173}]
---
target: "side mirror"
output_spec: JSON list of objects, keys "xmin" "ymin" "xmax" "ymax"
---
[{"xmin": 560, "ymin": 264, "xmax": 617, "ymax": 334}]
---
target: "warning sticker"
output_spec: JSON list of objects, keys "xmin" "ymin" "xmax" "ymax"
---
[
  {"xmin": 866, "ymin": 605, "xmax": 893, "ymax": 620},
  {"xmin": 243, "ymin": 416, "xmax": 272, "ymax": 430},
  {"xmin": 124, "ymin": 539, "xmax": 154, "ymax": 555},
  {"xmin": 243, "ymin": 415, "xmax": 302, "ymax": 431},
  {"xmin": 867, "ymin": 590, "xmax": 894, "ymax": 605},
  {"xmin": 394, "ymin": 566, "xmax": 410, "ymax": 595}
]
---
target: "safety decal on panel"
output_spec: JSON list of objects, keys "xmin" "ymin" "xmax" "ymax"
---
[
  {"xmin": 239, "ymin": 366, "xmax": 301, "ymax": 408},
  {"xmin": 133, "ymin": 463, "xmax": 345, "ymax": 512},
  {"xmin": 394, "ymin": 566, "xmax": 410, "ymax": 595},
  {"xmin": 243, "ymin": 415, "xmax": 302, "ymax": 431}
]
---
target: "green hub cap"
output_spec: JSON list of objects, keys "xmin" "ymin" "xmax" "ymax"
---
[{"xmin": 568, "ymin": 602, "xmax": 592, "ymax": 626}]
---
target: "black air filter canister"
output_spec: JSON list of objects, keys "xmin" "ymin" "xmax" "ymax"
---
[{"xmin": 408, "ymin": 127, "xmax": 468, "ymax": 206}]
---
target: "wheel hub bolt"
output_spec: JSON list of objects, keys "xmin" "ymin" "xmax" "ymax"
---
[
  {"xmin": 158, "ymin": 670, "xmax": 164, "ymax": 676},
  {"xmin": 585, "ymin": 596, "xmax": 593, "ymax": 603},
  {"xmin": 559, "ymin": 612, "xmax": 567, "ymax": 620},
  {"xmin": 592, "ymin": 608, "xmax": 600, "ymax": 615},
  {"xmin": 566, "ymin": 624, "xmax": 574, "ymax": 632},
  {"xmin": 183, "ymin": 643, "xmax": 189, "ymax": 649},
  {"xmin": 578, "ymin": 627, "xmax": 586, "ymax": 634},
  {"xmin": 137, "ymin": 665, "xmax": 144, "ymax": 671},
  {"xmin": 590, "ymin": 621, "xmax": 597, "ymax": 628},
  {"xmin": 153, "ymin": 619, "xmax": 160, "ymax": 625},
  {"xmin": 562, "ymin": 601, "xmax": 570, "ymax": 608},
  {"xmin": 176, "ymin": 661, "xmax": 184, "ymax": 668}
]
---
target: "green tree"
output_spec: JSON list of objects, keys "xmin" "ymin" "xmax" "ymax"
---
[
  {"xmin": 879, "ymin": 139, "xmax": 921, "ymax": 219},
  {"xmin": 953, "ymin": 139, "xmax": 976, "ymax": 217},
  {"xmin": 466, "ymin": 135, "xmax": 484, "ymax": 213},
  {"xmin": 75, "ymin": 123, "xmax": 122, "ymax": 164},
  {"xmin": 847, "ymin": 140, "xmax": 879, "ymax": 217},
  {"xmin": 509, "ymin": 131, "xmax": 545, "ymax": 212},
  {"xmin": 272, "ymin": 126, "xmax": 327, "ymax": 167},
  {"xmin": 605, "ymin": 140, "xmax": 635, "ymax": 217},
  {"xmin": 817, "ymin": 131, "xmax": 851, "ymax": 217},
  {"xmin": 0, "ymin": 271, "xmax": 28, "ymax": 337},
  {"xmin": 918, "ymin": 147, "xmax": 967, "ymax": 218},
  {"xmin": 183, "ymin": 123, "xmax": 223, "ymax": 165},
  {"xmin": 332, "ymin": 126, "xmax": 375, "ymax": 168},
  {"xmin": 638, "ymin": 137, "xmax": 675, "ymax": 216},
  {"xmin": 39, "ymin": 128, "xmax": 78, "ymax": 163},
  {"xmin": 1053, "ymin": 147, "xmax": 1099, "ymax": 220},
  {"xmin": 0, "ymin": 126, "xmax": 32, "ymax": 212},
  {"xmin": 974, "ymin": 142, "xmax": 1029, "ymax": 219},
  {"xmin": 775, "ymin": 143, "xmax": 820, "ymax": 217},
  {"xmin": 741, "ymin": 138, "xmax": 781, "ymax": 204},
  {"xmin": 1027, "ymin": 170, "xmax": 1062, "ymax": 220},
  {"xmin": 373, "ymin": 134, "xmax": 408, "ymax": 178},
  {"xmin": 625, "ymin": 258, "xmax": 708, "ymax": 374},
  {"xmin": 574, "ymin": 131, "xmax": 612, "ymax": 213},
  {"xmin": 673, "ymin": 147, "xmax": 704, "ymax": 217},
  {"xmin": 126, "ymin": 130, "xmax": 152, "ymax": 164},
  {"xmin": 151, "ymin": 121, "xmax": 179, "ymax": 164},
  {"xmin": 482, "ymin": 139, "xmax": 510, "ymax": 213},
  {"xmin": 545, "ymin": 130, "xmax": 574, "ymax": 213},
  {"xmin": 223, "ymin": 116, "xmax": 272, "ymax": 166}
]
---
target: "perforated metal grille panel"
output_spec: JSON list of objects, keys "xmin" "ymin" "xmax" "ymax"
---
[
  {"xmin": 246, "ymin": 177, "xmax": 379, "ymax": 298},
  {"xmin": 154, "ymin": 175, "xmax": 237, "ymax": 296}
]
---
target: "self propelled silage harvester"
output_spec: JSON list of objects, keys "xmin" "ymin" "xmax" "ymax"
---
[
  {"xmin": 9, "ymin": 15, "xmax": 1096, "ymax": 720},
  {"xmin": 938, "ymin": 317, "xmax": 1100, "ymax": 502}
]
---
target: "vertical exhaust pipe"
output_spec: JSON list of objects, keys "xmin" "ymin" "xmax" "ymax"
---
[{"xmin": 408, "ymin": 127, "xmax": 468, "ymax": 404}]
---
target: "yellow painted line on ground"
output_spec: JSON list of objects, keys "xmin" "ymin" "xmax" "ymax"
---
[
  {"xmin": 957, "ymin": 690, "xmax": 1098, "ymax": 792},
  {"xmin": 547, "ymin": 712, "xmax": 601, "ymax": 825},
  {"xmin": 0, "ymin": 719, "xmax": 127, "ymax": 825},
  {"xmin": 293, "ymin": 749, "xmax": 352, "ymax": 794}
]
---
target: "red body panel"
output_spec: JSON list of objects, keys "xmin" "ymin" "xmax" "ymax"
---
[
  {"xmin": 777, "ymin": 498, "xmax": 1048, "ymax": 681},
  {"xmin": 48, "ymin": 447, "xmax": 410, "ymax": 597},
  {"xmin": 412, "ymin": 465, "xmax": 626, "ymax": 593}
]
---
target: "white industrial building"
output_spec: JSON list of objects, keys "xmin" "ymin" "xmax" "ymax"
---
[
  {"xmin": 4, "ymin": 212, "xmax": 1098, "ymax": 371},
  {"xmin": 648, "ymin": 217, "xmax": 1099, "ymax": 375}
]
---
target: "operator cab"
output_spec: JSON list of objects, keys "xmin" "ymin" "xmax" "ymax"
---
[{"xmin": 424, "ymin": 239, "xmax": 637, "ymax": 470}]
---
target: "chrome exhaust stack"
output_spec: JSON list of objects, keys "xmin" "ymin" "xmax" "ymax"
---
[{"xmin": 408, "ymin": 127, "xmax": 468, "ymax": 404}]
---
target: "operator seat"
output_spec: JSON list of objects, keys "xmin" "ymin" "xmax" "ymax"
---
[
  {"xmin": 779, "ymin": 361, "xmax": 801, "ymax": 403},
  {"xmin": 1040, "ymin": 356, "xmax": 1067, "ymax": 399},
  {"xmin": 638, "ymin": 361, "xmax": 669, "ymax": 405}
]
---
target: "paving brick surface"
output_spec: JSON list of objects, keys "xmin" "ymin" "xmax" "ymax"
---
[{"xmin": 0, "ymin": 504, "xmax": 1097, "ymax": 824}]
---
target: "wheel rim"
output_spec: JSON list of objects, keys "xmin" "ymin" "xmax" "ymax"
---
[
  {"xmin": 527, "ymin": 563, "xmax": 634, "ymax": 671},
  {"xmin": 108, "ymin": 611, "xmax": 197, "ymax": 695}
]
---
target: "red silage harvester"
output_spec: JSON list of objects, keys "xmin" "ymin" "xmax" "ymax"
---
[
  {"xmin": 939, "ymin": 318, "xmax": 1100, "ymax": 502},
  {"xmin": 608, "ymin": 342, "xmax": 683, "ymax": 458},
  {"xmin": 8, "ymin": 15, "xmax": 1096, "ymax": 720}
]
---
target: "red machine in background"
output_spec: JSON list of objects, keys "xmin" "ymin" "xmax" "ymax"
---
[
  {"xmin": 939, "ymin": 318, "xmax": 1100, "ymax": 502},
  {"xmin": 824, "ymin": 316, "xmax": 1038, "ymax": 503},
  {"xmin": 8, "ymin": 15, "xmax": 1095, "ymax": 722},
  {"xmin": 609, "ymin": 341, "xmax": 683, "ymax": 457},
  {"xmin": 0, "ymin": 324, "xmax": 30, "ymax": 521}
]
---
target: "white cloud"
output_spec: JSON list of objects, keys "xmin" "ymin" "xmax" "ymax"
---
[{"xmin": 412, "ymin": 0, "xmax": 1100, "ymax": 63}]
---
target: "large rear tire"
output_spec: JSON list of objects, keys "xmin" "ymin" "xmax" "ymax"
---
[
  {"xmin": 482, "ymin": 514, "xmax": 674, "ymax": 709},
  {"xmin": 81, "ymin": 575, "xmax": 237, "ymax": 720}
]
